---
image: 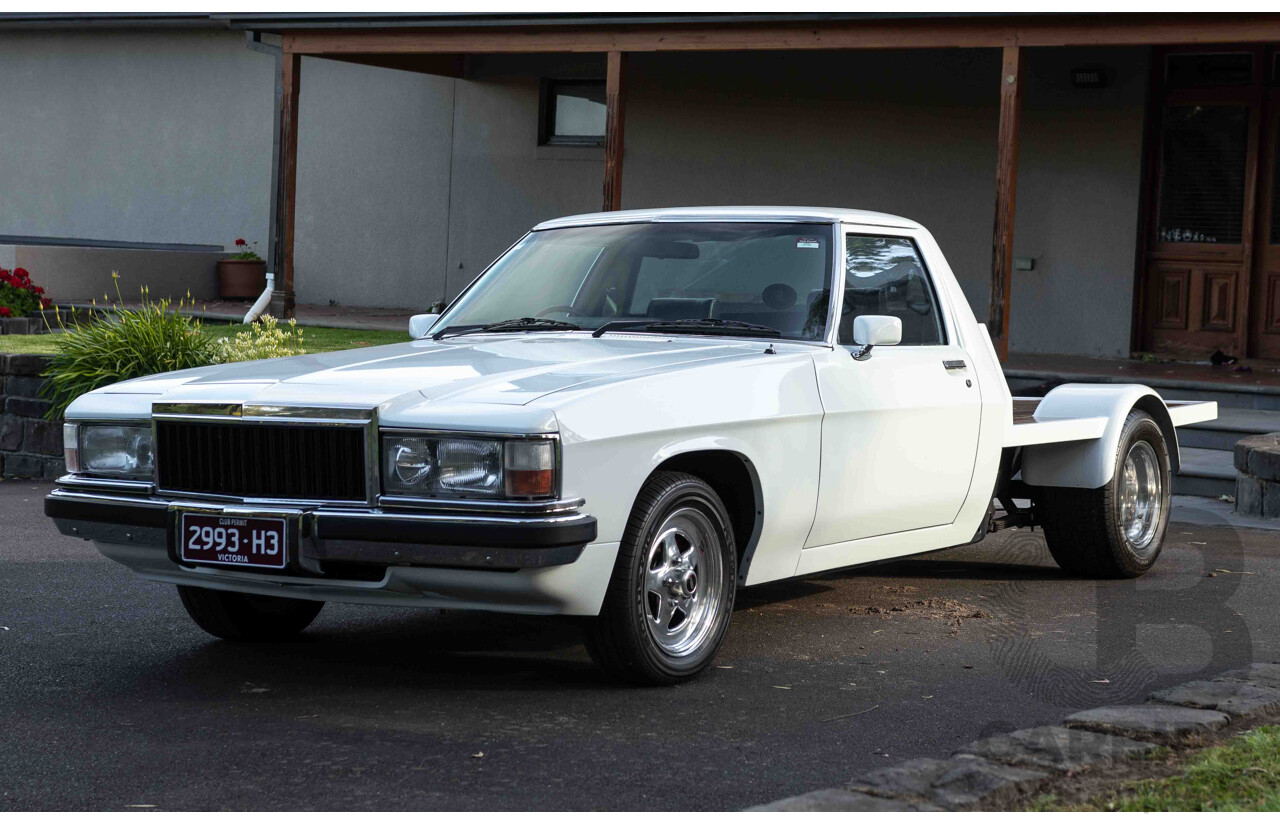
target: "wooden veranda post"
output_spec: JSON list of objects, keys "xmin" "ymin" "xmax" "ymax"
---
[
  {"xmin": 602, "ymin": 51, "xmax": 627, "ymax": 212},
  {"xmin": 275, "ymin": 51, "xmax": 302, "ymax": 320},
  {"xmin": 989, "ymin": 45, "xmax": 1023, "ymax": 361}
]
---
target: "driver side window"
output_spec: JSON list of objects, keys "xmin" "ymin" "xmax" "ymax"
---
[{"xmin": 840, "ymin": 235, "xmax": 944, "ymax": 346}]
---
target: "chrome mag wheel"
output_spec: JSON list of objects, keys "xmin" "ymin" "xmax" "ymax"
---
[
  {"xmin": 644, "ymin": 507, "xmax": 724, "ymax": 657},
  {"xmin": 1119, "ymin": 440, "xmax": 1162, "ymax": 552}
]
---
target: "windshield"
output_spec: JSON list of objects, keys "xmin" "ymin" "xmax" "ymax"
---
[{"xmin": 437, "ymin": 222, "xmax": 836, "ymax": 341}]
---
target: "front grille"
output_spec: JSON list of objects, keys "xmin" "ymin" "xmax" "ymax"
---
[{"xmin": 155, "ymin": 420, "xmax": 368, "ymax": 501}]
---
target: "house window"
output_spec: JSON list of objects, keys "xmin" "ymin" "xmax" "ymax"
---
[
  {"xmin": 1165, "ymin": 52, "xmax": 1254, "ymax": 88},
  {"xmin": 540, "ymin": 80, "xmax": 606, "ymax": 146},
  {"xmin": 1155, "ymin": 105, "xmax": 1250, "ymax": 244}
]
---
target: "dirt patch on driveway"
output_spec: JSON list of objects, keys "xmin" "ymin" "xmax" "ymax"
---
[{"xmin": 751, "ymin": 584, "xmax": 991, "ymax": 627}]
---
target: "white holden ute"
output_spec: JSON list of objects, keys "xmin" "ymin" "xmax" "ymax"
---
[{"xmin": 47, "ymin": 207, "xmax": 1216, "ymax": 684}]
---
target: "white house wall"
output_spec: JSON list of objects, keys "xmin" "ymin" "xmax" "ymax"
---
[
  {"xmin": 0, "ymin": 28, "xmax": 1148, "ymax": 357},
  {"xmin": 292, "ymin": 56, "xmax": 455, "ymax": 309},
  {"xmin": 0, "ymin": 28, "xmax": 274, "ymax": 255}
]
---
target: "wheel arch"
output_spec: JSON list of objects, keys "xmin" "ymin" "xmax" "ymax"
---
[
  {"xmin": 651, "ymin": 448, "xmax": 764, "ymax": 586},
  {"xmin": 1021, "ymin": 384, "xmax": 1180, "ymax": 489}
]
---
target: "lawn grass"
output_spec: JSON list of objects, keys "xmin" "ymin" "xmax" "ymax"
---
[
  {"xmin": 0, "ymin": 324, "xmax": 408, "ymax": 356},
  {"xmin": 1031, "ymin": 726, "xmax": 1280, "ymax": 812}
]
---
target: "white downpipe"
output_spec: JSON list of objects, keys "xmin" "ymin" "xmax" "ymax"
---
[{"xmin": 243, "ymin": 271, "xmax": 276, "ymax": 324}]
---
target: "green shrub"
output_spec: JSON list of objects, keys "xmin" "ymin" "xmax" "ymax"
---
[
  {"xmin": 212, "ymin": 315, "xmax": 305, "ymax": 363},
  {"xmin": 43, "ymin": 279, "xmax": 217, "ymax": 419}
]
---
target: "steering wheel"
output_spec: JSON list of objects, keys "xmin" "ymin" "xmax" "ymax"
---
[{"xmin": 536, "ymin": 305, "xmax": 574, "ymax": 317}]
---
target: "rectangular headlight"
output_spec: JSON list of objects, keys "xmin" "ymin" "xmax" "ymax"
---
[
  {"xmin": 77, "ymin": 424, "xmax": 154, "ymax": 479},
  {"xmin": 381, "ymin": 434, "xmax": 557, "ymax": 499}
]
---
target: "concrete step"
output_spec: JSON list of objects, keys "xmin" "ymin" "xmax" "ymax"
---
[
  {"xmin": 1175, "ymin": 447, "xmax": 1236, "ymax": 499},
  {"xmin": 1178, "ymin": 407, "xmax": 1280, "ymax": 450}
]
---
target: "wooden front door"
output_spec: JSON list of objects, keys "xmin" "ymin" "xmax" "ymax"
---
[
  {"xmin": 1250, "ymin": 87, "xmax": 1280, "ymax": 359},
  {"xmin": 1140, "ymin": 47, "xmax": 1272, "ymax": 358}
]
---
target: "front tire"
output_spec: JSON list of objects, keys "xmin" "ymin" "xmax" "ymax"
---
[
  {"xmin": 178, "ymin": 585, "xmax": 324, "ymax": 641},
  {"xmin": 584, "ymin": 471, "xmax": 737, "ymax": 685},
  {"xmin": 1036, "ymin": 409, "xmax": 1172, "ymax": 579}
]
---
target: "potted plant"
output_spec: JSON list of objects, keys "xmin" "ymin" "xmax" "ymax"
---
[{"xmin": 217, "ymin": 239, "xmax": 267, "ymax": 300}]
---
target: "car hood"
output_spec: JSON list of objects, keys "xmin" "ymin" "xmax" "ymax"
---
[{"xmin": 76, "ymin": 333, "xmax": 786, "ymax": 430}]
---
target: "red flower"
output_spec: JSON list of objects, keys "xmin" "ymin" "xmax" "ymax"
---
[
  {"xmin": 235, "ymin": 238, "xmax": 247, "ymax": 246},
  {"xmin": 13, "ymin": 268, "xmax": 28, "ymax": 278},
  {"xmin": 33, "ymin": 286, "xmax": 44, "ymax": 295},
  {"xmin": 40, "ymin": 298, "xmax": 51, "ymax": 309},
  {"xmin": 0, "ymin": 307, "xmax": 11, "ymax": 318}
]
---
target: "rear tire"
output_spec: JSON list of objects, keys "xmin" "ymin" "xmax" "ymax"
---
[
  {"xmin": 1036, "ymin": 410, "xmax": 1172, "ymax": 579},
  {"xmin": 584, "ymin": 471, "xmax": 737, "ymax": 685},
  {"xmin": 178, "ymin": 585, "xmax": 324, "ymax": 641}
]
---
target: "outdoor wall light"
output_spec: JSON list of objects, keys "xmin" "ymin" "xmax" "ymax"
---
[{"xmin": 1071, "ymin": 65, "xmax": 1111, "ymax": 89}]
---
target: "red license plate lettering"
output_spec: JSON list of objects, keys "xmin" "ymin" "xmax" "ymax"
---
[{"xmin": 179, "ymin": 514, "xmax": 287, "ymax": 569}]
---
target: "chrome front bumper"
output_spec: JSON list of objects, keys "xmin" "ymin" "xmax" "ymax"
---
[{"xmin": 46, "ymin": 482, "xmax": 612, "ymax": 616}]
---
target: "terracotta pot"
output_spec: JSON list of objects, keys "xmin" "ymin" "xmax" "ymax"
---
[{"xmin": 217, "ymin": 260, "xmax": 267, "ymax": 300}]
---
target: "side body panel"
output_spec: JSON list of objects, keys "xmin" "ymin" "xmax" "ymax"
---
[
  {"xmin": 795, "ymin": 226, "xmax": 1008, "ymax": 576},
  {"xmin": 807, "ymin": 343, "xmax": 981, "ymax": 546},
  {"xmin": 539, "ymin": 349, "xmax": 825, "ymax": 589}
]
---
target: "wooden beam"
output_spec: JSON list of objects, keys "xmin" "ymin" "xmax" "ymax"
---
[
  {"xmin": 283, "ymin": 14, "xmax": 1280, "ymax": 57},
  {"xmin": 602, "ymin": 51, "xmax": 627, "ymax": 212},
  {"xmin": 989, "ymin": 45, "xmax": 1023, "ymax": 362},
  {"xmin": 276, "ymin": 51, "xmax": 301, "ymax": 320}
]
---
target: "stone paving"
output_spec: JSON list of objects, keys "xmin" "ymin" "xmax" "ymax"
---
[
  {"xmin": 956, "ymin": 725, "xmax": 1156, "ymax": 771},
  {"xmin": 1064, "ymin": 704, "xmax": 1230, "ymax": 741},
  {"xmin": 750, "ymin": 662, "xmax": 1280, "ymax": 811},
  {"xmin": 1149, "ymin": 680, "xmax": 1280, "ymax": 720}
]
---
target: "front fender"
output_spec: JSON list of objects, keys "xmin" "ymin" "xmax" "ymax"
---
[{"xmin": 1020, "ymin": 384, "xmax": 1179, "ymax": 489}]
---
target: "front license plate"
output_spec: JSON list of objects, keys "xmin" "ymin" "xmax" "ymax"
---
[{"xmin": 179, "ymin": 513, "xmax": 288, "ymax": 570}]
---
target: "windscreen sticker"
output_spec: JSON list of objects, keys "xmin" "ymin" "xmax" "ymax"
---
[{"xmin": 795, "ymin": 238, "xmax": 821, "ymax": 249}]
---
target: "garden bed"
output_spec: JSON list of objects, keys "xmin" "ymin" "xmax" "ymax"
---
[{"xmin": 1, "ymin": 325, "xmax": 407, "ymax": 479}]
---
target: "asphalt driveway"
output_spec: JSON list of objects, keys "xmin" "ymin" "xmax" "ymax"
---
[{"xmin": 2, "ymin": 480, "xmax": 1278, "ymax": 810}]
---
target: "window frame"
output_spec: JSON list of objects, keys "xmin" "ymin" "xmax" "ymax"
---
[
  {"xmin": 838, "ymin": 231, "xmax": 949, "ymax": 348},
  {"xmin": 538, "ymin": 78, "xmax": 608, "ymax": 148}
]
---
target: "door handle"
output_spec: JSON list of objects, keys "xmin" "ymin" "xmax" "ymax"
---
[{"xmin": 943, "ymin": 359, "xmax": 967, "ymax": 371}]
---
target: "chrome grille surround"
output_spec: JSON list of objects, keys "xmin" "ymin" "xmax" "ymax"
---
[{"xmin": 150, "ymin": 403, "xmax": 379, "ymax": 507}]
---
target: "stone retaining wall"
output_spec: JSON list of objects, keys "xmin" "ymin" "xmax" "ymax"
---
[
  {"xmin": 0, "ymin": 307, "xmax": 92, "ymax": 336},
  {"xmin": 0, "ymin": 353, "xmax": 63, "ymax": 479}
]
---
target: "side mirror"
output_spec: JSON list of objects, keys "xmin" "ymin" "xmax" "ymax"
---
[
  {"xmin": 409, "ymin": 313, "xmax": 440, "ymax": 340},
  {"xmin": 851, "ymin": 315, "xmax": 901, "ymax": 361}
]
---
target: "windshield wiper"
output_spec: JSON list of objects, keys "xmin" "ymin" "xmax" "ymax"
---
[
  {"xmin": 432, "ymin": 317, "xmax": 581, "ymax": 341},
  {"xmin": 591, "ymin": 318, "xmax": 782, "ymax": 339}
]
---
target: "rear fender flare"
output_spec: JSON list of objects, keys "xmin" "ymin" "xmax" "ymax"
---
[{"xmin": 1020, "ymin": 384, "xmax": 1179, "ymax": 490}]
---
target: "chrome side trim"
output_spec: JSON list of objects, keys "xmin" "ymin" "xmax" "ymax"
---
[
  {"xmin": 48, "ymin": 487, "xmax": 584, "ymax": 521},
  {"xmin": 153, "ymin": 489, "xmax": 371, "ymax": 508},
  {"xmin": 151, "ymin": 403, "xmax": 372, "ymax": 421},
  {"xmin": 244, "ymin": 405, "xmax": 373, "ymax": 420},
  {"xmin": 150, "ymin": 402, "xmax": 243, "ymax": 417},
  {"xmin": 378, "ymin": 428, "xmax": 558, "ymax": 440},
  {"xmin": 318, "ymin": 508, "xmax": 590, "ymax": 527},
  {"xmin": 377, "ymin": 495, "xmax": 585, "ymax": 515},
  {"xmin": 56, "ymin": 474, "xmax": 155, "ymax": 495},
  {"xmin": 47, "ymin": 488, "xmax": 169, "ymax": 510}
]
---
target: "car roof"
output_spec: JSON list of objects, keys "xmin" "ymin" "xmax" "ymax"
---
[{"xmin": 533, "ymin": 206, "xmax": 922, "ymax": 231}]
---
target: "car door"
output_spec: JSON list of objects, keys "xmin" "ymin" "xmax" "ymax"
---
[{"xmin": 805, "ymin": 229, "xmax": 982, "ymax": 549}]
